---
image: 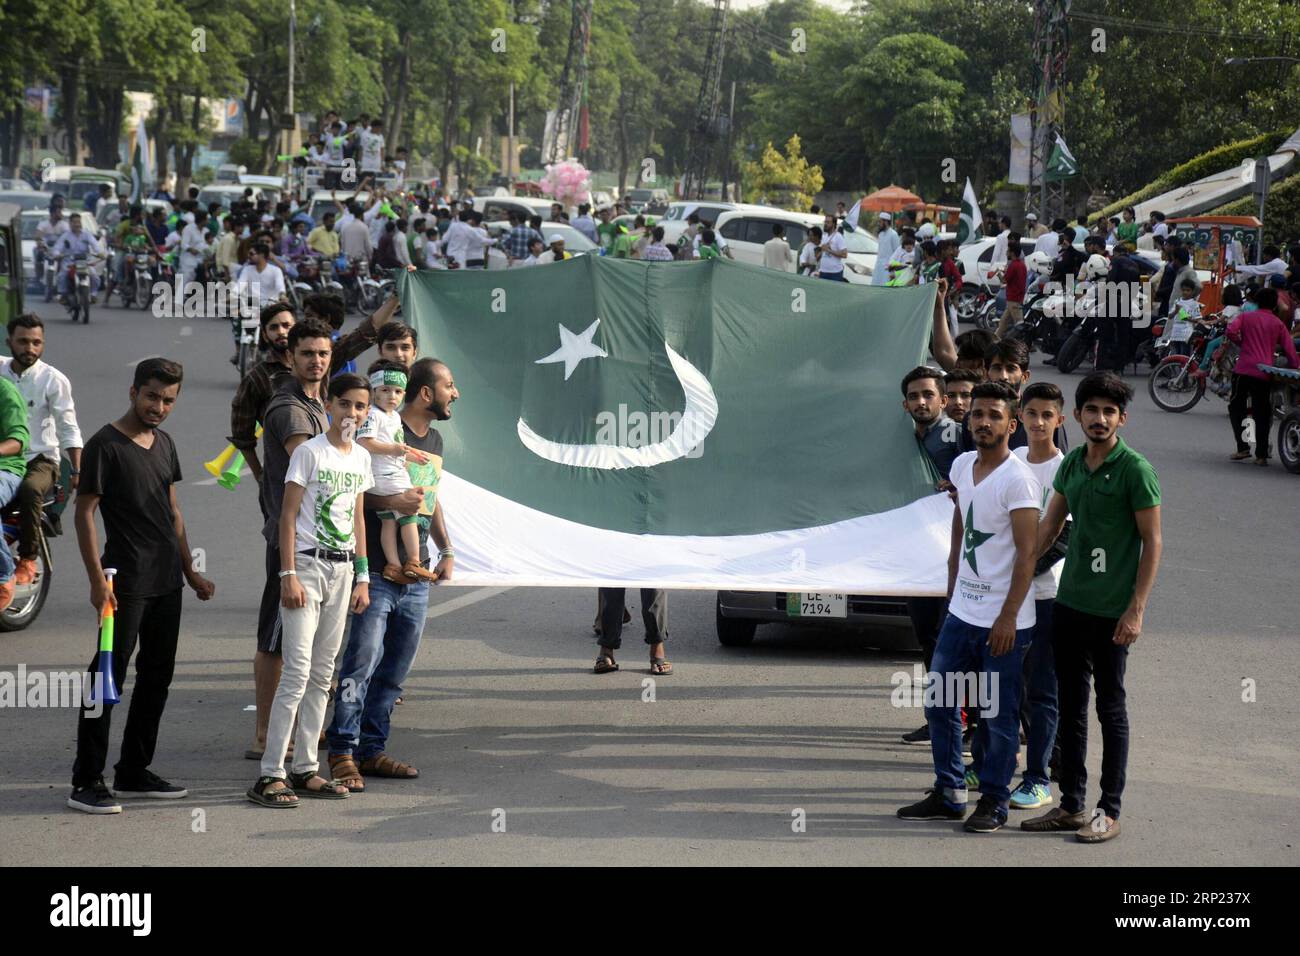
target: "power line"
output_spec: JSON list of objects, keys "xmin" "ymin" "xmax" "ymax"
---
[{"xmin": 1067, "ymin": 11, "xmax": 1281, "ymax": 43}]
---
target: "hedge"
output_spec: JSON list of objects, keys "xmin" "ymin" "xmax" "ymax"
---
[
  {"xmin": 1089, "ymin": 129, "xmax": 1290, "ymax": 224},
  {"xmin": 1208, "ymin": 171, "xmax": 1300, "ymax": 248}
]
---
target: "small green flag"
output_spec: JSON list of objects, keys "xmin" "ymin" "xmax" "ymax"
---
[{"xmin": 1044, "ymin": 133, "xmax": 1078, "ymax": 182}]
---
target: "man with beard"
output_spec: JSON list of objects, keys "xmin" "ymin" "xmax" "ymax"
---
[
  {"xmin": 228, "ymin": 296, "xmax": 401, "ymax": 485},
  {"xmin": 247, "ymin": 321, "xmax": 335, "ymax": 761},
  {"xmin": 898, "ymin": 366, "xmax": 962, "ymax": 745},
  {"xmin": 324, "ymin": 358, "xmax": 458, "ymax": 789},
  {"xmin": 1022, "ymin": 372, "xmax": 1162, "ymax": 843},
  {"xmin": 898, "ymin": 381, "xmax": 1040, "ymax": 833},
  {"xmin": 1, "ymin": 314, "xmax": 82, "ymax": 588},
  {"xmin": 67, "ymin": 359, "xmax": 216, "ymax": 813}
]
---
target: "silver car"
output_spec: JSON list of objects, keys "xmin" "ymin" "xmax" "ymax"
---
[{"xmin": 715, "ymin": 590, "xmax": 918, "ymax": 650}]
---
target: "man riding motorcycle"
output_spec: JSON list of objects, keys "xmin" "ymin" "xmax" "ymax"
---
[
  {"xmin": 49, "ymin": 214, "xmax": 106, "ymax": 303},
  {"xmin": 35, "ymin": 206, "xmax": 70, "ymax": 296}
]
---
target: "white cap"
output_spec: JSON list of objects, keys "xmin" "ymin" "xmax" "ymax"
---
[
  {"xmin": 1025, "ymin": 213, "xmax": 1038, "ymax": 221},
  {"xmin": 917, "ymin": 223, "xmax": 936, "ymax": 238},
  {"xmin": 878, "ymin": 211, "xmax": 892, "ymax": 220},
  {"xmin": 547, "ymin": 234, "xmax": 565, "ymax": 244}
]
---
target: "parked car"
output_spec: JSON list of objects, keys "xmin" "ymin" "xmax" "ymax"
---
[
  {"xmin": 624, "ymin": 187, "xmax": 670, "ymax": 214},
  {"xmin": 714, "ymin": 208, "xmax": 823, "ymax": 272},
  {"xmin": 480, "ymin": 196, "xmax": 560, "ymax": 223},
  {"xmin": 197, "ymin": 184, "xmax": 265, "ymax": 211},
  {"xmin": 0, "ymin": 202, "xmax": 26, "ymax": 328},
  {"xmin": 483, "ymin": 220, "xmax": 597, "ymax": 267},
  {"xmin": 659, "ymin": 200, "xmax": 742, "ymax": 243},
  {"xmin": 0, "ymin": 190, "xmax": 57, "ymax": 213},
  {"xmin": 304, "ymin": 190, "xmax": 371, "ymax": 225},
  {"xmin": 715, "ymin": 590, "xmax": 918, "ymax": 649}
]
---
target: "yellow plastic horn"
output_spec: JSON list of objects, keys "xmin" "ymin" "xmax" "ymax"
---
[
  {"xmin": 205, "ymin": 443, "xmax": 237, "ymax": 478},
  {"xmin": 217, "ymin": 452, "xmax": 247, "ymax": 490}
]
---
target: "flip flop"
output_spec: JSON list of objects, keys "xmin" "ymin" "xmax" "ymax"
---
[{"xmin": 593, "ymin": 655, "xmax": 619, "ymax": 674}]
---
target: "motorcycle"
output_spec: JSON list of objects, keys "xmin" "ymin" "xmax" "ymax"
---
[
  {"xmin": 0, "ymin": 460, "xmax": 71, "ymax": 633},
  {"xmin": 317, "ymin": 255, "xmax": 346, "ymax": 298},
  {"xmin": 61, "ymin": 256, "xmax": 97, "ymax": 324},
  {"xmin": 235, "ymin": 314, "xmax": 261, "ymax": 378},
  {"xmin": 41, "ymin": 244, "xmax": 58, "ymax": 303},
  {"xmin": 117, "ymin": 250, "xmax": 156, "ymax": 310},
  {"xmin": 1147, "ymin": 321, "xmax": 1233, "ymax": 413}
]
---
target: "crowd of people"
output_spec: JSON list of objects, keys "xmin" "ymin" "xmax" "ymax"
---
[{"xmin": 21, "ymin": 152, "xmax": 1297, "ymax": 835}]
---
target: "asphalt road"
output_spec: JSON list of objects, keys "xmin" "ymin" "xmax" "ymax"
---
[{"xmin": 1, "ymin": 293, "xmax": 1296, "ymax": 866}]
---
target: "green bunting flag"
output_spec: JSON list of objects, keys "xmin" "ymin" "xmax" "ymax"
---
[
  {"xmin": 1044, "ymin": 133, "xmax": 1078, "ymax": 182},
  {"xmin": 956, "ymin": 177, "xmax": 983, "ymax": 246}
]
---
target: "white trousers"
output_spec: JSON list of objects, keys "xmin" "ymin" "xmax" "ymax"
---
[{"xmin": 262, "ymin": 555, "xmax": 353, "ymax": 779}]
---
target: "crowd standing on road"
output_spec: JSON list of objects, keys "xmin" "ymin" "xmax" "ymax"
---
[{"xmin": 17, "ymin": 125, "xmax": 1297, "ymax": 837}]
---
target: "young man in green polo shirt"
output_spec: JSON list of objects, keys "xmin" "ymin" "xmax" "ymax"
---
[
  {"xmin": 0, "ymin": 375, "xmax": 31, "ymax": 611},
  {"xmin": 1022, "ymin": 372, "xmax": 1162, "ymax": 843}
]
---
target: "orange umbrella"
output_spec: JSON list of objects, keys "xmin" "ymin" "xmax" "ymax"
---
[{"xmin": 858, "ymin": 185, "xmax": 924, "ymax": 214}]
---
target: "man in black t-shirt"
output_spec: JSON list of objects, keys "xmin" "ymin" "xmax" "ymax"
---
[
  {"xmin": 68, "ymin": 358, "xmax": 215, "ymax": 814},
  {"xmin": 325, "ymin": 358, "xmax": 458, "ymax": 789}
]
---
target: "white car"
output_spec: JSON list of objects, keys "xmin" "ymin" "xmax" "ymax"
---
[
  {"xmin": 483, "ymin": 220, "xmax": 597, "ymax": 268},
  {"xmin": 20, "ymin": 210, "xmax": 45, "ymax": 281},
  {"xmin": 305, "ymin": 190, "xmax": 372, "ymax": 225},
  {"xmin": 479, "ymin": 196, "xmax": 559, "ymax": 223},
  {"xmin": 714, "ymin": 208, "xmax": 822, "ymax": 272},
  {"xmin": 659, "ymin": 200, "xmax": 742, "ymax": 244},
  {"xmin": 197, "ymin": 184, "xmax": 265, "ymax": 211}
]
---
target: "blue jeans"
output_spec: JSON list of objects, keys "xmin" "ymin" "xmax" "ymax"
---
[
  {"xmin": 1020, "ymin": 598, "xmax": 1058, "ymax": 787},
  {"xmin": 326, "ymin": 577, "xmax": 429, "ymax": 761},
  {"xmin": 0, "ymin": 470, "xmax": 20, "ymax": 582},
  {"xmin": 926, "ymin": 613, "xmax": 1031, "ymax": 809},
  {"xmin": 818, "ymin": 271, "xmax": 847, "ymax": 281}
]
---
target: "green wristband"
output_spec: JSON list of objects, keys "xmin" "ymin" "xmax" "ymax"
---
[{"xmin": 353, "ymin": 556, "xmax": 369, "ymax": 575}]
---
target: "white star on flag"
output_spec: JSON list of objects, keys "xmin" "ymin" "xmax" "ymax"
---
[{"xmin": 535, "ymin": 318, "xmax": 608, "ymax": 380}]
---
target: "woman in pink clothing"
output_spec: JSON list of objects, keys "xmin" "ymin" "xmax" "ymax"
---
[{"xmin": 1225, "ymin": 286, "xmax": 1300, "ymax": 465}]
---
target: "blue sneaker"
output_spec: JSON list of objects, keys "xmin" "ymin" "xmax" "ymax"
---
[{"xmin": 1009, "ymin": 780, "xmax": 1052, "ymax": 810}]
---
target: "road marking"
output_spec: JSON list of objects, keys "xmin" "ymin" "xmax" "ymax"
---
[
  {"xmin": 426, "ymin": 586, "xmax": 512, "ymax": 619},
  {"xmin": 180, "ymin": 326, "xmax": 193, "ymax": 336},
  {"xmin": 196, "ymin": 467, "xmax": 251, "ymax": 486}
]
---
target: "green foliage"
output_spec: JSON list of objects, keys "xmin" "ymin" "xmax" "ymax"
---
[
  {"xmin": 1091, "ymin": 130, "xmax": 1290, "ymax": 223},
  {"xmin": 742, "ymin": 135, "xmax": 824, "ymax": 209},
  {"xmin": 1209, "ymin": 172, "xmax": 1300, "ymax": 247}
]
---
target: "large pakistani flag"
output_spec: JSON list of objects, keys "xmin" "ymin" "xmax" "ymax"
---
[{"xmin": 397, "ymin": 258, "xmax": 952, "ymax": 593}]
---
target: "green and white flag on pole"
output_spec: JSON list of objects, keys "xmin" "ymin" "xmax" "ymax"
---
[
  {"xmin": 397, "ymin": 259, "xmax": 952, "ymax": 593},
  {"xmin": 1044, "ymin": 132, "xmax": 1078, "ymax": 182},
  {"xmin": 956, "ymin": 177, "xmax": 982, "ymax": 246}
]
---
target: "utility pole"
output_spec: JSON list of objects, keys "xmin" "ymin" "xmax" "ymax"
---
[
  {"xmin": 286, "ymin": 0, "xmax": 296, "ymax": 185},
  {"xmin": 1027, "ymin": 0, "xmax": 1070, "ymax": 225},
  {"xmin": 508, "ymin": 81, "xmax": 516, "ymax": 180},
  {"xmin": 722, "ymin": 80, "xmax": 735, "ymax": 201}
]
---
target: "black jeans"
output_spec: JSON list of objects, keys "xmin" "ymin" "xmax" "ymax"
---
[
  {"xmin": 904, "ymin": 596, "xmax": 947, "ymax": 672},
  {"xmin": 1052, "ymin": 602, "xmax": 1130, "ymax": 819},
  {"xmin": 1228, "ymin": 373, "xmax": 1274, "ymax": 459},
  {"xmin": 256, "ymin": 540, "xmax": 282, "ymax": 654},
  {"xmin": 72, "ymin": 588, "xmax": 184, "ymax": 788},
  {"xmin": 597, "ymin": 588, "xmax": 667, "ymax": 651}
]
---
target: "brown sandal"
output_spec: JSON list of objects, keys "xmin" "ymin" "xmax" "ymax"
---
[
  {"xmin": 327, "ymin": 753, "xmax": 366, "ymax": 793},
  {"xmin": 593, "ymin": 654, "xmax": 619, "ymax": 674},
  {"xmin": 650, "ymin": 657, "xmax": 673, "ymax": 676},
  {"xmin": 359, "ymin": 753, "xmax": 419, "ymax": 779}
]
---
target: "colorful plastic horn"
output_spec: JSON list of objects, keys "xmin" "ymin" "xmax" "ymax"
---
[
  {"xmin": 217, "ymin": 452, "xmax": 247, "ymax": 490},
  {"xmin": 89, "ymin": 568, "xmax": 120, "ymax": 707},
  {"xmin": 205, "ymin": 443, "xmax": 237, "ymax": 478}
]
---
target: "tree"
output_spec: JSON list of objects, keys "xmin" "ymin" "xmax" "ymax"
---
[{"xmin": 742, "ymin": 134, "xmax": 823, "ymax": 210}]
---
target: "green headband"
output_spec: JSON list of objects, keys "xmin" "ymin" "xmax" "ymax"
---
[{"xmin": 370, "ymin": 370, "xmax": 408, "ymax": 390}]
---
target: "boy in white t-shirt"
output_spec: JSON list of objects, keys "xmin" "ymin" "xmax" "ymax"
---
[
  {"xmin": 1166, "ymin": 279, "xmax": 1202, "ymax": 357},
  {"xmin": 357, "ymin": 361, "xmax": 436, "ymax": 584},
  {"xmin": 250, "ymin": 373, "xmax": 375, "ymax": 808},
  {"xmin": 1009, "ymin": 382, "xmax": 1068, "ymax": 811},
  {"xmin": 898, "ymin": 380, "xmax": 1041, "ymax": 833}
]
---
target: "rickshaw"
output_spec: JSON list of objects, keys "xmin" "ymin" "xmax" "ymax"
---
[{"xmin": 1259, "ymin": 363, "xmax": 1300, "ymax": 474}]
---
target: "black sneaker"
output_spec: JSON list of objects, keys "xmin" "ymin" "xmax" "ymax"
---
[
  {"xmin": 900, "ymin": 724, "xmax": 929, "ymax": 744},
  {"xmin": 898, "ymin": 789, "xmax": 966, "ymax": 821},
  {"xmin": 68, "ymin": 778, "xmax": 122, "ymax": 814},
  {"xmin": 963, "ymin": 795, "xmax": 1008, "ymax": 833},
  {"xmin": 111, "ymin": 770, "xmax": 188, "ymax": 799}
]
